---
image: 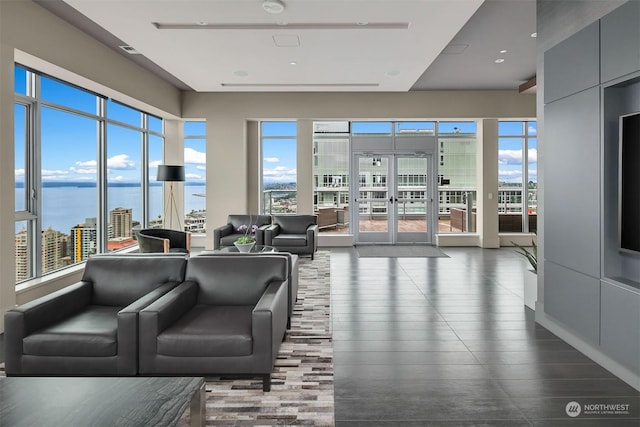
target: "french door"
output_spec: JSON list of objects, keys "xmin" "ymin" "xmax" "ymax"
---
[{"xmin": 353, "ymin": 154, "xmax": 434, "ymax": 245}]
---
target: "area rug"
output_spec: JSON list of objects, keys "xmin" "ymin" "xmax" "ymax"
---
[
  {"xmin": 0, "ymin": 251, "xmax": 334, "ymax": 427},
  {"xmin": 356, "ymin": 244, "xmax": 449, "ymax": 258}
]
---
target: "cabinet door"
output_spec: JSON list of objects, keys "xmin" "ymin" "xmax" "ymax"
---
[{"xmin": 601, "ymin": 1, "xmax": 640, "ymax": 83}]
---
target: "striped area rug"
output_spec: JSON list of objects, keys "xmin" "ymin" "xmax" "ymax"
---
[{"xmin": 185, "ymin": 250, "xmax": 334, "ymax": 426}]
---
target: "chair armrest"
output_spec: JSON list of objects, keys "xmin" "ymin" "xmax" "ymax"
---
[
  {"xmin": 213, "ymin": 224, "xmax": 233, "ymax": 249},
  {"xmin": 264, "ymin": 224, "xmax": 281, "ymax": 245},
  {"xmin": 252, "ymin": 280, "xmax": 288, "ymax": 361},
  {"xmin": 140, "ymin": 281, "xmax": 198, "ymax": 335},
  {"xmin": 306, "ymin": 224, "xmax": 318, "ymax": 250},
  {"xmin": 256, "ymin": 224, "xmax": 270, "ymax": 246},
  {"xmin": 117, "ymin": 281, "xmax": 181, "ymax": 375}
]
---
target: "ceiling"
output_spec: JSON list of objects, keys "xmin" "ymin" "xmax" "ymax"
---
[{"xmin": 35, "ymin": 0, "xmax": 536, "ymax": 93}]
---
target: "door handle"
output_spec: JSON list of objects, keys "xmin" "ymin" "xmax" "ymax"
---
[{"xmin": 389, "ymin": 197, "xmax": 394, "ymax": 204}]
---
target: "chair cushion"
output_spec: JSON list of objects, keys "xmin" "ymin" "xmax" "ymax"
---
[
  {"xmin": 23, "ymin": 305, "xmax": 119, "ymax": 357},
  {"xmin": 272, "ymin": 234, "xmax": 308, "ymax": 247},
  {"xmin": 157, "ymin": 305, "xmax": 253, "ymax": 357}
]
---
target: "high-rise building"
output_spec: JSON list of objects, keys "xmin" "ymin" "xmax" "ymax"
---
[
  {"xmin": 110, "ymin": 207, "xmax": 133, "ymax": 238},
  {"xmin": 42, "ymin": 227, "xmax": 65, "ymax": 274},
  {"xmin": 15, "ymin": 228, "xmax": 28, "ymax": 282},
  {"xmin": 70, "ymin": 218, "xmax": 97, "ymax": 263}
]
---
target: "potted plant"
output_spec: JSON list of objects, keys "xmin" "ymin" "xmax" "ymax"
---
[
  {"xmin": 234, "ymin": 220, "xmax": 258, "ymax": 252},
  {"xmin": 512, "ymin": 239, "xmax": 537, "ymax": 310}
]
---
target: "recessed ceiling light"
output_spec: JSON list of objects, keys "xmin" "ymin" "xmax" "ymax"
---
[
  {"xmin": 119, "ymin": 45, "xmax": 140, "ymax": 54},
  {"xmin": 531, "ymin": 32, "xmax": 537, "ymax": 38},
  {"xmin": 262, "ymin": 0, "xmax": 285, "ymax": 14},
  {"xmin": 233, "ymin": 70, "xmax": 248, "ymax": 77},
  {"xmin": 356, "ymin": 22, "xmax": 368, "ymax": 26},
  {"xmin": 499, "ymin": 49, "xmax": 508, "ymax": 54},
  {"xmin": 290, "ymin": 61, "xmax": 297, "ymax": 65},
  {"xmin": 196, "ymin": 21, "xmax": 208, "ymax": 26},
  {"xmin": 385, "ymin": 70, "xmax": 400, "ymax": 77},
  {"xmin": 495, "ymin": 58, "xmax": 505, "ymax": 64}
]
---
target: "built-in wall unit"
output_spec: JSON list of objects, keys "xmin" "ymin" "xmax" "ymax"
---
[{"xmin": 539, "ymin": 0, "xmax": 640, "ymax": 390}]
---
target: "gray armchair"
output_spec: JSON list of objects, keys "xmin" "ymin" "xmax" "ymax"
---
[
  {"xmin": 138, "ymin": 228, "xmax": 191, "ymax": 254},
  {"xmin": 265, "ymin": 215, "xmax": 318, "ymax": 260},
  {"xmin": 213, "ymin": 214, "xmax": 272, "ymax": 249},
  {"xmin": 4, "ymin": 254, "xmax": 188, "ymax": 376},
  {"xmin": 138, "ymin": 254, "xmax": 289, "ymax": 391}
]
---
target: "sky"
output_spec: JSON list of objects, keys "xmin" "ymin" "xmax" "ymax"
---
[{"xmin": 14, "ymin": 65, "xmax": 206, "ymax": 185}]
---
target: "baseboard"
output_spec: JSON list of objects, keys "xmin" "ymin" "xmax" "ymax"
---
[{"xmin": 536, "ymin": 303, "xmax": 640, "ymax": 392}]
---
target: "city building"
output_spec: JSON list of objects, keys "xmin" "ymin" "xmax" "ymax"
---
[
  {"xmin": 69, "ymin": 219, "xmax": 97, "ymax": 263},
  {"xmin": 109, "ymin": 207, "xmax": 133, "ymax": 239}
]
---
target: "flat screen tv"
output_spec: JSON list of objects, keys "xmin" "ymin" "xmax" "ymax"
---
[{"xmin": 619, "ymin": 112, "xmax": 640, "ymax": 255}]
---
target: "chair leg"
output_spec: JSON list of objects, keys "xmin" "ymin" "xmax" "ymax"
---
[
  {"xmin": 262, "ymin": 374, "xmax": 271, "ymax": 392},
  {"xmin": 287, "ymin": 316, "xmax": 291, "ymax": 329}
]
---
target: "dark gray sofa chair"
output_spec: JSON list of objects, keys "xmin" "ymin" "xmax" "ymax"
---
[
  {"xmin": 138, "ymin": 254, "xmax": 289, "ymax": 391},
  {"xmin": 265, "ymin": 215, "xmax": 318, "ymax": 260},
  {"xmin": 4, "ymin": 254, "xmax": 188, "ymax": 376},
  {"xmin": 138, "ymin": 228, "xmax": 191, "ymax": 254},
  {"xmin": 213, "ymin": 214, "xmax": 272, "ymax": 249}
]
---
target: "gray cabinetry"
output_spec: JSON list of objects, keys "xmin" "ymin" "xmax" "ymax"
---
[
  {"xmin": 544, "ymin": 87, "xmax": 601, "ymax": 278},
  {"xmin": 544, "ymin": 21, "xmax": 600, "ymax": 103},
  {"xmin": 600, "ymin": 281, "xmax": 640, "ymax": 372},
  {"xmin": 601, "ymin": 0, "xmax": 640, "ymax": 83}
]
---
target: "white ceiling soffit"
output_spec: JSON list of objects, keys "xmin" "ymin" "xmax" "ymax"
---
[{"xmin": 61, "ymin": 0, "xmax": 484, "ymax": 92}]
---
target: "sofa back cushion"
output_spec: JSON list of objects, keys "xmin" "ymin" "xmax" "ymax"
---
[
  {"xmin": 274, "ymin": 215, "xmax": 318, "ymax": 234},
  {"xmin": 83, "ymin": 254, "xmax": 188, "ymax": 306},
  {"xmin": 186, "ymin": 255, "xmax": 287, "ymax": 305},
  {"xmin": 228, "ymin": 214, "xmax": 272, "ymax": 230}
]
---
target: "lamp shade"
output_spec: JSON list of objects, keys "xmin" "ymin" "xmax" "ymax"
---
[{"xmin": 157, "ymin": 165, "xmax": 185, "ymax": 182}]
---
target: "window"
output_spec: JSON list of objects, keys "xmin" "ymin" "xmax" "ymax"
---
[
  {"xmin": 498, "ymin": 120, "xmax": 537, "ymax": 233},
  {"xmin": 437, "ymin": 122, "xmax": 477, "ymax": 233},
  {"xmin": 183, "ymin": 121, "xmax": 206, "ymax": 233},
  {"xmin": 261, "ymin": 121, "xmax": 297, "ymax": 214},
  {"xmin": 14, "ymin": 65, "xmax": 163, "ymax": 283},
  {"xmin": 313, "ymin": 121, "xmax": 350, "ymax": 233}
]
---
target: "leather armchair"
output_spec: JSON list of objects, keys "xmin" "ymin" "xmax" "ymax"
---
[
  {"xmin": 138, "ymin": 228, "xmax": 191, "ymax": 254},
  {"xmin": 4, "ymin": 254, "xmax": 188, "ymax": 376},
  {"xmin": 139, "ymin": 254, "xmax": 288, "ymax": 391},
  {"xmin": 265, "ymin": 215, "xmax": 318, "ymax": 260},
  {"xmin": 213, "ymin": 214, "xmax": 272, "ymax": 249}
]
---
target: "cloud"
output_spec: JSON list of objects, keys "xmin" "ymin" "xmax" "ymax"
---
[
  {"xmin": 185, "ymin": 173, "xmax": 203, "ymax": 180},
  {"xmin": 107, "ymin": 154, "xmax": 136, "ymax": 170},
  {"xmin": 149, "ymin": 159, "xmax": 163, "ymax": 168},
  {"xmin": 264, "ymin": 157, "xmax": 279, "ymax": 163},
  {"xmin": 75, "ymin": 159, "xmax": 96, "ymax": 168},
  {"xmin": 528, "ymin": 125, "xmax": 537, "ymax": 134},
  {"xmin": 41, "ymin": 169, "xmax": 70, "ymax": 180},
  {"xmin": 184, "ymin": 147, "xmax": 206, "ymax": 165},
  {"xmin": 15, "ymin": 168, "xmax": 25, "ymax": 177},
  {"xmin": 110, "ymin": 175, "xmax": 125, "ymax": 182},
  {"xmin": 528, "ymin": 148, "xmax": 537, "ymax": 162},
  {"xmin": 70, "ymin": 166, "xmax": 96, "ymax": 174},
  {"xmin": 498, "ymin": 149, "xmax": 522, "ymax": 165},
  {"xmin": 263, "ymin": 167, "xmax": 297, "ymax": 182},
  {"xmin": 196, "ymin": 165, "xmax": 206, "ymax": 171}
]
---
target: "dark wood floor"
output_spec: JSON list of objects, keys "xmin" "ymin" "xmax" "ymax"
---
[{"xmin": 330, "ymin": 247, "xmax": 640, "ymax": 425}]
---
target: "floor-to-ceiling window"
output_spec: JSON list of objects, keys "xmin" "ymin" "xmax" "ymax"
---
[
  {"xmin": 261, "ymin": 121, "xmax": 297, "ymax": 214},
  {"xmin": 183, "ymin": 121, "xmax": 206, "ymax": 233},
  {"xmin": 312, "ymin": 121, "xmax": 350, "ymax": 234},
  {"xmin": 498, "ymin": 120, "xmax": 537, "ymax": 233},
  {"xmin": 437, "ymin": 121, "xmax": 477, "ymax": 233},
  {"xmin": 14, "ymin": 65, "xmax": 163, "ymax": 283}
]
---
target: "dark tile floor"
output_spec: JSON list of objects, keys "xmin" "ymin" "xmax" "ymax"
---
[{"xmin": 330, "ymin": 247, "xmax": 640, "ymax": 426}]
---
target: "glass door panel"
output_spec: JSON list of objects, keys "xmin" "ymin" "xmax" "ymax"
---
[
  {"xmin": 396, "ymin": 156, "xmax": 431, "ymax": 244},
  {"xmin": 355, "ymin": 155, "xmax": 392, "ymax": 243}
]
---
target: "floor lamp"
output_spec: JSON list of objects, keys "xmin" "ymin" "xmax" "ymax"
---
[{"xmin": 157, "ymin": 165, "xmax": 185, "ymax": 230}]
